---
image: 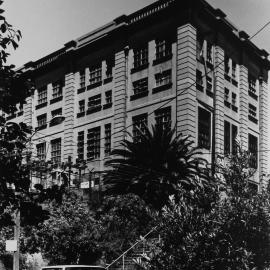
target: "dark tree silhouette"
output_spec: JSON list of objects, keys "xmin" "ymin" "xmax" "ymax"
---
[{"xmin": 104, "ymin": 125, "xmax": 209, "ymax": 210}]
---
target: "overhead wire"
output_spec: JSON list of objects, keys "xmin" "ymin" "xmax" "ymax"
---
[{"xmin": 12, "ymin": 18, "xmax": 270, "ymax": 171}]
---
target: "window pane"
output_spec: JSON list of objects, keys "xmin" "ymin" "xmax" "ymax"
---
[{"xmin": 198, "ymin": 107, "xmax": 211, "ymax": 150}]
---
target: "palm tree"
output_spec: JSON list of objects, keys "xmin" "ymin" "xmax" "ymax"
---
[{"xmin": 104, "ymin": 125, "xmax": 209, "ymax": 210}]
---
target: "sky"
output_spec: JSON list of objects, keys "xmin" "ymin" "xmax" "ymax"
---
[
  {"xmin": 3, "ymin": 0, "xmax": 270, "ymax": 161},
  {"xmin": 3, "ymin": 0, "xmax": 270, "ymax": 67}
]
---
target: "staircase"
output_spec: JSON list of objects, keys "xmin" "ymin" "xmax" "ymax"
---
[{"xmin": 106, "ymin": 228, "xmax": 158, "ymax": 270}]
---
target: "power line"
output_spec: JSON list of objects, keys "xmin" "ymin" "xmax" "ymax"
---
[{"xmin": 22, "ymin": 18, "xmax": 270, "ymax": 162}]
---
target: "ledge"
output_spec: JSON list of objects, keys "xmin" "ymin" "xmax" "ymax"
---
[
  {"xmin": 153, "ymin": 54, "xmax": 172, "ymax": 66},
  {"xmin": 86, "ymin": 105, "xmax": 102, "ymax": 115},
  {"xmin": 130, "ymin": 91, "xmax": 148, "ymax": 100},
  {"xmin": 196, "ymin": 84, "xmax": 204, "ymax": 92},
  {"xmin": 77, "ymin": 112, "xmax": 85, "ymax": 118},
  {"xmin": 87, "ymin": 81, "xmax": 102, "ymax": 90},
  {"xmin": 231, "ymin": 78, "xmax": 238, "ymax": 87},
  {"xmin": 103, "ymin": 103, "xmax": 112, "ymax": 110},
  {"xmin": 152, "ymin": 83, "xmax": 172, "ymax": 94},
  {"xmin": 36, "ymin": 102, "xmax": 47, "ymax": 110},
  {"xmin": 103, "ymin": 77, "xmax": 113, "ymax": 84},
  {"xmin": 248, "ymin": 115, "xmax": 258, "ymax": 124},
  {"xmin": 224, "ymin": 100, "xmax": 231, "ymax": 108},
  {"xmin": 77, "ymin": 87, "xmax": 86, "ymax": 94},
  {"xmin": 206, "ymin": 89, "xmax": 214, "ymax": 98},
  {"xmin": 224, "ymin": 73, "xmax": 231, "ymax": 82},
  {"xmin": 248, "ymin": 90, "xmax": 258, "ymax": 100},
  {"xmin": 50, "ymin": 96, "xmax": 63, "ymax": 104},
  {"xmin": 6, "ymin": 114, "xmax": 16, "ymax": 120},
  {"xmin": 35, "ymin": 124, "xmax": 47, "ymax": 131},
  {"xmin": 231, "ymin": 105, "xmax": 238, "ymax": 112},
  {"xmin": 131, "ymin": 63, "xmax": 149, "ymax": 74}
]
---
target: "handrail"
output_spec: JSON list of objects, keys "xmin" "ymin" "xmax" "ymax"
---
[{"xmin": 105, "ymin": 226, "xmax": 157, "ymax": 269}]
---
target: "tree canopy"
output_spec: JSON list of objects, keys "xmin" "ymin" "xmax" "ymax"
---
[{"xmin": 104, "ymin": 125, "xmax": 210, "ymax": 210}]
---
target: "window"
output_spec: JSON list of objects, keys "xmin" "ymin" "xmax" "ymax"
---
[
  {"xmin": 248, "ymin": 74, "xmax": 258, "ymax": 100},
  {"xmin": 37, "ymin": 87, "xmax": 47, "ymax": 105},
  {"xmin": 104, "ymin": 124, "xmax": 111, "ymax": 156},
  {"xmin": 196, "ymin": 70, "xmax": 203, "ymax": 91},
  {"xmin": 231, "ymin": 93, "xmax": 236, "ymax": 106},
  {"xmin": 80, "ymin": 70, "xmax": 85, "ymax": 88},
  {"xmin": 87, "ymin": 94, "xmax": 102, "ymax": 113},
  {"xmin": 198, "ymin": 107, "xmax": 211, "ymax": 150},
  {"xmin": 37, "ymin": 114, "xmax": 47, "ymax": 129},
  {"xmin": 155, "ymin": 70, "xmax": 172, "ymax": 88},
  {"xmin": 224, "ymin": 88, "xmax": 229, "ymax": 101},
  {"xmin": 224, "ymin": 121, "xmax": 230, "ymax": 154},
  {"xmin": 206, "ymin": 42, "xmax": 213, "ymax": 63},
  {"xmin": 87, "ymin": 127, "xmax": 101, "ymax": 160},
  {"xmin": 249, "ymin": 74, "xmax": 256, "ymax": 91},
  {"xmin": 231, "ymin": 61, "xmax": 236, "ymax": 79},
  {"xmin": 52, "ymin": 81, "xmax": 63, "ymax": 99},
  {"xmin": 77, "ymin": 131, "xmax": 84, "ymax": 160},
  {"xmin": 224, "ymin": 88, "xmax": 230, "ymax": 107},
  {"xmin": 206, "ymin": 76, "xmax": 212, "ymax": 91},
  {"xmin": 79, "ymin": 100, "xmax": 85, "ymax": 113},
  {"xmin": 51, "ymin": 138, "xmax": 61, "ymax": 164},
  {"xmin": 248, "ymin": 103, "xmax": 257, "ymax": 123},
  {"xmin": 231, "ymin": 92, "xmax": 237, "ymax": 112},
  {"xmin": 155, "ymin": 107, "xmax": 171, "ymax": 130},
  {"xmin": 89, "ymin": 64, "xmax": 102, "ymax": 85},
  {"xmin": 248, "ymin": 134, "xmax": 258, "ymax": 169},
  {"xmin": 105, "ymin": 91, "xmax": 112, "ymax": 104},
  {"xmin": 104, "ymin": 91, "xmax": 112, "ymax": 109},
  {"xmin": 106, "ymin": 58, "xmax": 114, "ymax": 78},
  {"xmin": 133, "ymin": 78, "xmax": 148, "ymax": 96},
  {"xmin": 224, "ymin": 121, "xmax": 238, "ymax": 154},
  {"xmin": 37, "ymin": 142, "xmax": 46, "ymax": 161},
  {"xmin": 155, "ymin": 39, "xmax": 171, "ymax": 59},
  {"xmin": 51, "ymin": 108, "xmax": 62, "ymax": 118},
  {"xmin": 196, "ymin": 35, "xmax": 204, "ymax": 60},
  {"xmin": 50, "ymin": 108, "xmax": 62, "ymax": 126},
  {"xmin": 133, "ymin": 46, "xmax": 148, "ymax": 69},
  {"xmin": 232, "ymin": 124, "xmax": 238, "ymax": 154},
  {"xmin": 132, "ymin": 113, "xmax": 148, "ymax": 143},
  {"xmin": 224, "ymin": 54, "xmax": 230, "ymax": 74}
]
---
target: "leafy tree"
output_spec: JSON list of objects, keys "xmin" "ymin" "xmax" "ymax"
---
[
  {"xmin": 22, "ymin": 191, "xmax": 100, "ymax": 265},
  {"xmin": 141, "ymin": 148, "xmax": 270, "ymax": 270},
  {"xmin": 104, "ymin": 125, "xmax": 209, "ymax": 210},
  {"xmin": 95, "ymin": 194, "xmax": 156, "ymax": 263}
]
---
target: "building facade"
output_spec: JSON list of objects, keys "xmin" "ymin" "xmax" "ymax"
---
[{"xmin": 8, "ymin": 0, "xmax": 270, "ymax": 189}]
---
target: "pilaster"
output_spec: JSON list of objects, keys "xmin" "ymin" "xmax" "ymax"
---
[
  {"xmin": 23, "ymin": 95, "xmax": 33, "ymax": 127},
  {"xmin": 259, "ymin": 80, "xmax": 269, "ymax": 186},
  {"xmin": 239, "ymin": 65, "xmax": 249, "ymax": 149},
  {"xmin": 113, "ymin": 50, "xmax": 127, "ymax": 149},
  {"xmin": 214, "ymin": 45, "xmax": 225, "ymax": 155},
  {"xmin": 63, "ymin": 72, "xmax": 75, "ymax": 162},
  {"xmin": 176, "ymin": 24, "xmax": 197, "ymax": 141}
]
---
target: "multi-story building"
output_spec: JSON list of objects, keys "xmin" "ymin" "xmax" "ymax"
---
[{"xmin": 8, "ymin": 0, "xmax": 270, "ymax": 189}]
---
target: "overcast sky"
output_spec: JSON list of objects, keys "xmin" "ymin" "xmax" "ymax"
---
[{"xmin": 3, "ymin": 0, "xmax": 270, "ymax": 67}]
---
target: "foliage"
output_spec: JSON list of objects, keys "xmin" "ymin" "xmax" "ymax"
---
[
  {"xmin": 22, "ymin": 192, "xmax": 156, "ymax": 267},
  {"xmin": 22, "ymin": 191, "xmax": 100, "ymax": 265},
  {"xmin": 95, "ymin": 194, "xmax": 156, "ymax": 263},
  {"xmin": 104, "ymin": 125, "xmax": 209, "ymax": 210},
  {"xmin": 141, "ymin": 149, "xmax": 270, "ymax": 270}
]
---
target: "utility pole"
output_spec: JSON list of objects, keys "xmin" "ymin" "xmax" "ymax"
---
[{"xmin": 13, "ymin": 195, "xmax": 20, "ymax": 270}]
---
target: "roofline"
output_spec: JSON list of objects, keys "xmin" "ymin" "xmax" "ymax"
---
[{"xmin": 20, "ymin": 0, "xmax": 270, "ymax": 72}]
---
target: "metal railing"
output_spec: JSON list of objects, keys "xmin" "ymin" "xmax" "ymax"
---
[{"xmin": 106, "ymin": 226, "xmax": 157, "ymax": 269}]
